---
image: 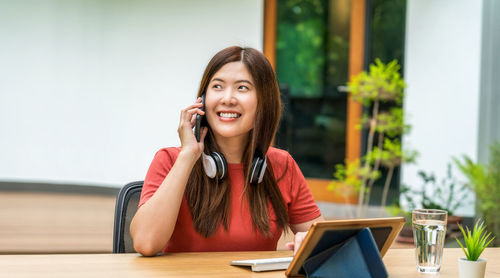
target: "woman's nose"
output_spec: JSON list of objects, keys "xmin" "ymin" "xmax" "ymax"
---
[{"xmin": 221, "ymin": 88, "xmax": 236, "ymax": 105}]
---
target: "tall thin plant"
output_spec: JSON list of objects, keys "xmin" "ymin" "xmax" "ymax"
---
[{"xmin": 330, "ymin": 59, "xmax": 417, "ymax": 217}]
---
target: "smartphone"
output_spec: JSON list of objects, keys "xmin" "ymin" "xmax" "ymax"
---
[{"xmin": 194, "ymin": 93, "xmax": 207, "ymax": 142}]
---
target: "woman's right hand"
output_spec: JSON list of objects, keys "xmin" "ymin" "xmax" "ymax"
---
[
  {"xmin": 177, "ymin": 97, "xmax": 208, "ymax": 159},
  {"xmin": 132, "ymin": 97, "xmax": 208, "ymax": 256}
]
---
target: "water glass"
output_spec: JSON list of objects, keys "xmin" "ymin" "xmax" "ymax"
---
[{"xmin": 412, "ymin": 209, "xmax": 447, "ymax": 273}]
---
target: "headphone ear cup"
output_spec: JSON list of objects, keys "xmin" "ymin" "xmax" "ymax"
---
[
  {"xmin": 211, "ymin": 152, "xmax": 227, "ymax": 180},
  {"xmin": 202, "ymin": 153, "xmax": 217, "ymax": 179},
  {"xmin": 257, "ymin": 156, "xmax": 267, "ymax": 183},
  {"xmin": 250, "ymin": 156, "xmax": 267, "ymax": 184}
]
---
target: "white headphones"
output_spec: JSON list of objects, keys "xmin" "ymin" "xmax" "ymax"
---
[{"xmin": 202, "ymin": 151, "xmax": 267, "ymax": 184}]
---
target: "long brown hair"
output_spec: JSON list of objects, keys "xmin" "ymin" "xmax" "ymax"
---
[{"xmin": 185, "ymin": 46, "xmax": 289, "ymax": 237}]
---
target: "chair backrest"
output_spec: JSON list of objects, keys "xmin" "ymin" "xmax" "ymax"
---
[{"xmin": 113, "ymin": 181, "xmax": 143, "ymax": 253}]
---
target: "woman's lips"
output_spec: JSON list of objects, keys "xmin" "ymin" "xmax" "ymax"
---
[{"xmin": 217, "ymin": 111, "xmax": 241, "ymax": 122}]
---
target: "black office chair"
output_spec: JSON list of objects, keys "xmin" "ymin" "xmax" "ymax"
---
[{"xmin": 113, "ymin": 181, "xmax": 143, "ymax": 253}]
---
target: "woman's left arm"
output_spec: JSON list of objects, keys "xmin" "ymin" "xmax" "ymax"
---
[{"xmin": 286, "ymin": 215, "xmax": 325, "ymax": 254}]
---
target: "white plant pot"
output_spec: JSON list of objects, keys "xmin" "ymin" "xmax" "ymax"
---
[{"xmin": 458, "ymin": 258, "xmax": 487, "ymax": 278}]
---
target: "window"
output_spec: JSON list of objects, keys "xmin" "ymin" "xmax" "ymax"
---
[
  {"xmin": 275, "ymin": 0, "xmax": 350, "ymax": 178},
  {"xmin": 273, "ymin": 0, "xmax": 407, "ymax": 197}
]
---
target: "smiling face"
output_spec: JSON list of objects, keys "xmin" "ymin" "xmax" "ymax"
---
[{"xmin": 205, "ymin": 61, "xmax": 258, "ymax": 145}]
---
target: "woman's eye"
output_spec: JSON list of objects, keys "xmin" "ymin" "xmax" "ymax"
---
[
  {"xmin": 238, "ymin": 85, "xmax": 249, "ymax": 91},
  {"xmin": 213, "ymin": 84, "xmax": 222, "ymax": 89}
]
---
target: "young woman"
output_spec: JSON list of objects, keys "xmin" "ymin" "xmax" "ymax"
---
[{"xmin": 130, "ymin": 46, "xmax": 323, "ymax": 256}]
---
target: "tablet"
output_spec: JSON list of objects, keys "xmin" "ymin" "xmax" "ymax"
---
[{"xmin": 285, "ymin": 217, "xmax": 405, "ymax": 277}]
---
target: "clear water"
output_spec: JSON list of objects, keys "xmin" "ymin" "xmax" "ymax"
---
[{"xmin": 413, "ymin": 220, "xmax": 446, "ymax": 273}]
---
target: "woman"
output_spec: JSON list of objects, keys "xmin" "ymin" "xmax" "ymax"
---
[{"xmin": 130, "ymin": 46, "xmax": 323, "ymax": 256}]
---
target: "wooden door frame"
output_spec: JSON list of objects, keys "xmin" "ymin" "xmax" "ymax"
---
[
  {"xmin": 263, "ymin": 0, "xmax": 365, "ymax": 163},
  {"xmin": 263, "ymin": 0, "xmax": 277, "ymax": 70}
]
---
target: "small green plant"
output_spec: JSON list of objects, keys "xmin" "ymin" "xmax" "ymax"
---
[{"xmin": 456, "ymin": 220, "xmax": 495, "ymax": 261}]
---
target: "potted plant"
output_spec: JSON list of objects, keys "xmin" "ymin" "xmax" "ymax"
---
[
  {"xmin": 456, "ymin": 220, "xmax": 495, "ymax": 278},
  {"xmin": 329, "ymin": 59, "xmax": 417, "ymax": 217}
]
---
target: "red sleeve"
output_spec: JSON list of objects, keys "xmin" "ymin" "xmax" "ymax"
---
[
  {"xmin": 285, "ymin": 154, "xmax": 322, "ymax": 224},
  {"xmin": 138, "ymin": 148, "xmax": 180, "ymax": 207}
]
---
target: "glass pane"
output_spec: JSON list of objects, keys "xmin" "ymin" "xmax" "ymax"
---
[
  {"xmin": 276, "ymin": 0, "xmax": 328, "ymax": 98},
  {"xmin": 365, "ymin": 0, "xmax": 407, "ymax": 205},
  {"xmin": 369, "ymin": 0, "xmax": 406, "ymax": 66},
  {"xmin": 275, "ymin": 0, "xmax": 350, "ymax": 179}
]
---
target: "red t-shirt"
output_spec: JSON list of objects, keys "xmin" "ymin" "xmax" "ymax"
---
[{"xmin": 139, "ymin": 147, "xmax": 321, "ymax": 253}]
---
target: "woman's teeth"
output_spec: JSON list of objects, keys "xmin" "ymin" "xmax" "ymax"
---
[{"xmin": 219, "ymin": 112, "xmax": 240, "ymax": 118}]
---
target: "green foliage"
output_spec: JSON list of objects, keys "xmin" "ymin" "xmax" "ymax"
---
[
  {"xmin": 358, "ymin": 108, "xmax": 409, "ymax": 137},
  {"xmin": 331, "ymin": 159, "xmax": 381, "ymax": 193},
  {"xmin": 332, "ymin": 59, "xmax": 415, "ymax": 212},
  {"xmin": 277, "ymin": 20, "xmax": 325, "ymax": 96},
  {"xmin": 400, "ymin": 165, "xmax": 470, "ymax": 215},
  {"xmin": 456, "ymin": 220, "xmax": 495, "ymax": 261},
  {"xmin": 347, "ymin": 59, "xmax": 406, "ymax": 106},
  {"xmin": 375, "ymin": 107, "xmax": 409, "ymax": 137},
  {"xmin": 331, "ymin": 159, "xmax": 361, "ymax": 192},
  {"xmin": 365, "ymin": 138, "xmax": 417, "ymax": 168},
  {"xmin": 276, "ymin": 0, "xmax": 327, "ymax": 97},
  {"xmin": 454, "ymin": 141, "xmax": 500, "ymax": 246},
  {"xmin": 277, "ymin": 0, "xmax": 351, "ymax": 97}
]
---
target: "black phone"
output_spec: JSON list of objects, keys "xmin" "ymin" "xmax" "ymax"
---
[{"xmin": 194, "ymin": 93, "xmax": 207, "ymax": 142}]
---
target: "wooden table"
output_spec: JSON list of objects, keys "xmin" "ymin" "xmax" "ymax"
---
[
  {"xmin": 0, "ymin": 248, "xmax": 499, "ymax": 277},
  {"xmin": 387, "ymin": 248, "xmax": 500, "ymax": 277}
]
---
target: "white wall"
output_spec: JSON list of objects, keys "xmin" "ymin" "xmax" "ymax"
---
[
  {"xmin": 478, "ymin": 0, "xmax": 500, "ymax": 164},
  {"xmin": 402, "ymin": 0, "xmax": 484, "ymax": 216},
  {"xmin": 0, "ymin": 0, "xmax": 263, "ymax": 187}
]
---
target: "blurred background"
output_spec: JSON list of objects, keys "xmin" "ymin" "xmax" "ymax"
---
[{"xmin": 1, "ymin": 0, "xmax": 499, "ymax": 253}]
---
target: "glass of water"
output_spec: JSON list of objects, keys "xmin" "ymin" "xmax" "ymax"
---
[{"xmin": 412, "ymin": 209, "xmax": 447, "ymax": 273}]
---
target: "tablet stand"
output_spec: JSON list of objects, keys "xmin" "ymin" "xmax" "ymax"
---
[{"xmin": 301, "ymin": 228, "xmax": 388, "ymax": 278}]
